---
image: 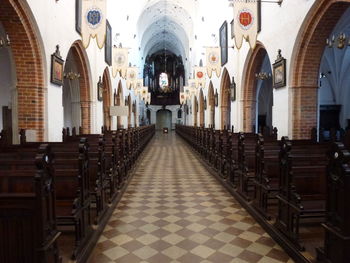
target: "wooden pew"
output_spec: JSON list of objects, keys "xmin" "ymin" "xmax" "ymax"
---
[
  {"xmin": 316, "ymin": 142, "xmax": 350, "ymax": 263},
  {"xmin": 17, "ymin": 137, "xmax": 93, "ymax": 259},
  {"xmin": 0, "ymin": 144, "xmax": 61, "ymax": 263},
  {"xmin": 64, "ymin": 132, "xmax": 108, "ymax": 224},
  {"xmin": 236, "ymin": 132, "xmax": 257, "ymax": 200},
  {"xmin": 275, "ymin": 137, "xmax": 328, "ymax": 250},
  {"xmin": 252, "ymin": 134, "xmax": 280, "ymax": 220}
]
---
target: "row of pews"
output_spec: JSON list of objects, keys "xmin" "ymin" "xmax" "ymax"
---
[
  {"xmin": 0, "ymin": 125, "xmax": 155, "ymax": 263},
  {"xmin": 176, "ymin": 124, "xmax": 350, "ymax": 263}
]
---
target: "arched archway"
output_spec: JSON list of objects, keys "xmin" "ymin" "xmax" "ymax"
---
[
  {"xmin": 63, "ymin": 41, "xmax": 92, "ymax": 134},
  {"xmin": 193, "ymin": 96, "xmax": 198, "ymax": 127},
  {"xmin": 241, "ymin": 43, "xmax": 271, "ymax": 132},
  {"xmin": 102, "ymin": 68, "xmax": 112, "ymax": 129},
  {"xmin": 127, "ymin": 94, "xmax": 131, "ymax": 128},
  {"xmin": 0, "ymin": 1, "xmax": 45, "ymax": 142},
  {"xmin": 116, "ymin": 80, "xmax": 123, "ymax": 128},
  {"xmin": 146, "ymin": 108, "xmax": 151, "ymax": 124},
  {"xmin": 208, "ymin": 81, "xmax": 215, "ymax": 127},
  {"xmin": 290, "ymin": 0, "xmax": 350, "ymax": 139},
  {"xmin": 199, "ymin": 89, "xmax": 205, "ymax": 127},
  {"xmin": 156, "ymin": 109, "xmax": 172, "ymax": 130},
  {"xmin": 133, "ymin": 100, "xmax": 137, "ymax": 127},
  {"xmin": 220, "ymin": 68, "xmax": 231, "ymax": 130}
]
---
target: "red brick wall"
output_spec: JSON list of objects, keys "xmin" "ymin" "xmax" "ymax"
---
[
  {"xmin": 220, "ymin": 68, "xmax": 231, "ymax": 130},
  {"xmin": 207, "ymin": 81, "xmax": 215, "ymax": 127},
  {"xmin": 70, "ymin": 41, "xmax": 92, "ymax": 134},
  {"xmin": 242, "ymin": 44, "xmax": 267, "ymax": 132},
  {"xmin": 103, "ymin": 67, "xmax": 112, "ymax": 128},
  {"xmin": 0, "ymin": 0, "xmax": 45, "ymax": 141},
  {"xmin": 290, "ymin": 0, "xmax": 350, "ymax": 139}
]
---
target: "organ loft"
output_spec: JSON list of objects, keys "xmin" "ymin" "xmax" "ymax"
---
[{"xmin": 1, "ymin": 0, "xmax": 350, "ymax": 263}]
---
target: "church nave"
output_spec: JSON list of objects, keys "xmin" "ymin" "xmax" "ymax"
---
[{"xmin": 88, "ymin": 132, "xmax": 292, "ymax": 263}]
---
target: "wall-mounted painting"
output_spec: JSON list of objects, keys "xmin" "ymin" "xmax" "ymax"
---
[
  {"xmin": 220, "ymin": 21, "xmax": 228, "ymax": 66},
  {"xmin": 272, "ymin": 50, "xmax": 286, "ymax": 89},
  {"xmin": 51, "ymin": 45, "xmax": 64, "ymax": 86},
  {"xmin": 105, "ymin": 20, "xmax": 112, "ymax": 66},
  {"xmin": 75, "ymin": 0, "xmax": 82, "ymax": 35}
]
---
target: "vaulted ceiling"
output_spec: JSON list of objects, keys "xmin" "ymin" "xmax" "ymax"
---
[{"xmin": 137, "ymin": 0, "xmax": 195, "ymax": 59}]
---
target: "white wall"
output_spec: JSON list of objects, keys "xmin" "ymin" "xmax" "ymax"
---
[{"xmin": 21, "ymin": 0, "xmax": 329, "ymax": 139}]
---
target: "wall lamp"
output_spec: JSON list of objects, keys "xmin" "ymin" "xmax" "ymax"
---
[
  {"xmin": 255, "ymin": 72, "xmax": 272, "ymax": 80},
  {"xmin": 64, "ymin": 72, "xmax": 81, "ymax": 80},
  {"xmin": 326, "ymin": 33, "xmax": 350, "ymax": 49}
]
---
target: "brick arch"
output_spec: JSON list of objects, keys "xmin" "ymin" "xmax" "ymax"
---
[
  {"xmin": 0, "ymin": 0, "xmax": 45, "ymax": 141},
  {"xmin": 220, "ymin": 68, "xmax": 231, "ymax": 130},
  {"xmin": 127, "ymin": 94, "xmax": 131, "ymax": 127},
  {"xmin": 290, "ymin": 0, "xmax": 350, "ymax": 139},
  {"xmin": 241, "ymin": 42, "xmax": 268, "ymax": 132},
  {"xmin": 207, "ymin": 81, "xmax": 215, "ymax": 127},
  {"xmin": 193, "ymin": 96, "xmax": 198, "ymax": 127},
  {"xmin": 102, "ymin": 67, "xmax": 112, "ymax": 129},
  {"xmin": 199, "ymin": 88, "xmax": 205, "ymax": 127},
  {"xmin": 133, "ymin": 100, "xmax": 137, "ymax": 127},
  {"xmin": 69, "ymin": 40, "xmax": 92, "ymax": 134},
  {"xmin": 116, "ymin": 80, "xmax": 123, "ymax": 128}
]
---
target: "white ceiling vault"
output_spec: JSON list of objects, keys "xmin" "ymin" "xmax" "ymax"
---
[{"xmin": 137, "ymin": 0, "xmax": 196, "ymax": 59}]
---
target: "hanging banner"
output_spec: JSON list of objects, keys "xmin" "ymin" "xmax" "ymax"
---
[
  {"xmin": 179, "ymin": 92, "xmax": 186, "ymax": 104},
  {"xmin": 82, "ymin": 0, "xmax": 107, "ymax": 49},
  {"xmin": 112, "ymin": 47, "xmax": 129, "ymax": 79},
  {"xmin": 234, "ymin": 0, "xmax": 258, "ymax": 49},
  {"xmin": 183, "ymin": 86, "xmax": 191, "ymax": 100},
  {"xmin": 136, "ymin": 86, "xmax": 148, "ymax": 98},
  {"xmin": 194, "ymin": 67, "xmax": 206, "ymax": 88},
  {"xmin": 206, "ymin": 47, "xmax": 221, "ymax": 78},
  {"xmin": 135, "ymin": 79, "xmax": 143, "ymax": 91},
  {"xmin": 188, "ymin": 79, "xmax": 197, "ymax": 92},
  {"xmin": 126, "ymin": 67, "xmax": 138, "ymax": 90},
  {"xmin": 146, "ymin": 93, "xmax": 151, "ymax": 104}
]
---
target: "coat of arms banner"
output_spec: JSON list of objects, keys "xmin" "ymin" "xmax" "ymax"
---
[
  {"xmin": 82, "ymin": 0, "xmax": 107, "ymax": 49},
  {"xmin": 126, "ymin": 67, "xmax": 138, "ymax": 90},
  {"xmin": 112, "ymin": 47, "xmax": 129, "ymax": 79},
  {"xmin": 206, "ymin": 47, "xmax": 221, "ymax": 78},
  {"xmin": 194, "ymin": 67, "xmax": 206, "ymax": 88},
  {"xmin": 233, "ymin": 0, "xmax": 258, "ymax": 49}
]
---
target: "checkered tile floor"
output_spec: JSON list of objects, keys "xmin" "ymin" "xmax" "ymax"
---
[{"xmin": 88, "ymin": 132, "xmax": 293, "ymax": 263}]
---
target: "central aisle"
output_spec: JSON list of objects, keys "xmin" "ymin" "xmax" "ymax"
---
[{"xmin": 88, "ymin": 132, "xmax": 292, "ymax": 263}]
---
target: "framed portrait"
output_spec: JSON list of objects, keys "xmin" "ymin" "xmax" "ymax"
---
[
  {"xmin": 230, "ymin": 77, "xmax": 236, "ymax": 102},
  {"xmin": 272, "ymin": 50, "xmax": 286, "ymax": 89},
  {"xmin": 230, "ymin": 19, "xmax": 234, "ymax": 39},
  {"xmin": 75, "ymin": 0, "xmax": 82, "ymax": 35},
  {"xmin": 219, "ymin": 21, "xmax": 228, "ymax": 66},
  {"xmin": 50, "ymin": 46, "xmax": 64, "ymax": 86},
  {"xmin": 97, "ymin": 77, "xmax": 103, "ymax": 101},
  {"xmin": 105, "ymin": 20, "xmax": 112, "ymax": 66}
]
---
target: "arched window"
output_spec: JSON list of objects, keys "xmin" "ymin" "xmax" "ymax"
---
[{"xmin": 177, "ymin": 109, "xmax": 182, "ymax": 119}]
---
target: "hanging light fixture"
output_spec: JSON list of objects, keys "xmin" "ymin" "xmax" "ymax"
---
[
  {"xmin": 0, "ymin": 34, "xmax": 10, "ymax": 49},
  {"xmin": 326, "ymin": 32, "xmax": 350, "ymax": 49}
]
